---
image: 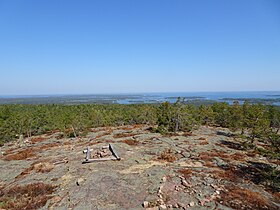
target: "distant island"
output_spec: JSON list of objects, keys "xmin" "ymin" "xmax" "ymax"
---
[{"xmin": 0, "ymin": 92, "xmax": 280, "ymax": 106}]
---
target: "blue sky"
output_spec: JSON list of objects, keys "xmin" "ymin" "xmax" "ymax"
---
[{"xmin": 0, "ymin": 0, "xmax": 279, "ymax": 95}]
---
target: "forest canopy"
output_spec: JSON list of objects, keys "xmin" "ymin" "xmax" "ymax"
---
[{"xmin": 0, "ymin": 101, "xmax": 279, "ymax": 157}]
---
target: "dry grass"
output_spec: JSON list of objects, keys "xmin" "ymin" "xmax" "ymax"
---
[
  {"xmin": 37, "ymin": 142, "xmax": 60, "ymax": 150},
  {"xmin": 121, "ymin": 125, "xmax": 143, "ymax": 130},
  {"xmin": 183, "ymin": 132, "xmax": 195, "ymax": 137},
  {"xmin": 0, "ymin": 182, "xmax": 56, "ymax": 210},
  {"xmin": 158, "ymin": 149, "xmax": 177, "ymax": 162},
  {"xmin": 204, "ymin": 161, "xmax": 215, "ymax": 167},
  {"xmin": 31, "ymin": 137, "xmax": 47, "ymax": 144},
  {"xmin": 44, "ymin": 130, "xmax": 60, "ymax": 137},
  {"xmin": 230, "ymin": 152, "xmax": 247, "ymax": 161},
  {"xmin": 178, "ymin": 168, "xmax": 193, "ymax": 178},
  {"xmin": 4, "ymin": 148, "xmax": 36, "ymax": 161},
  {"xmin": 113, "ymin": 132, "xmax": 137, "ymax": 138},
  {"xmin": 199, "ymin": 141, "xmax": 209, "ymax": 145},
  {"xmin": 15, "ymin": 161, "xmax": 54, "ymax": 179},
  {"xmin": 199, "ymin": 152, "xmax": 214, "ymax": 162},
  {"xmin": 120, "ymin": 139, "xmax": 139, "ymax": 146},
  {"xmin": 273, "ymin": 192, "xmax": 280, "ymax": 201},
  {"xmin": 33, "ymin": 162, "xmax": 54, "ymax": 173},
  {"xmin": 199, "ymin": 150, "xmax": 246, "ymax": 162},
  {"xmin": 213, "ymin": 168, "xmax": 239, "ymax": 182},
  {"xmin": 217, "ymin": 185, "xmax": 277, "ymax": 210}
]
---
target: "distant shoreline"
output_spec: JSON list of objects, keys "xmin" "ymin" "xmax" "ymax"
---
[{"xmin": 0, "ymin": 91, "xmax": 280, "ymax": 106}]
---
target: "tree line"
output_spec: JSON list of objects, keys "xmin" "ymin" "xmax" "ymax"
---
[{"xmin": 0, "ymin": 101, "xmax": 279, "ymax": 156}]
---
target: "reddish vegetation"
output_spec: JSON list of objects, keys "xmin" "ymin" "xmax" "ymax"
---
[
  {"xmin": 92, "ymin": 127, "xmax": 113, "ymax": 132},
  {"xmin": 4, "ymin": 142, "xmax": 64, "ymax": 161},
  {"xmin": 96, "ymin": 131, "xmax": 111, "ymax": 138},
  {"xmin": 158, "ymin": 149, "xmax": 177, "ymax": 162},
  {"xmin": 45, "ymin": 129, "xmax": 60, "ymax": 136},
  {"xmin": 0, "ymin": 182, "xmax": 56, "ymax": 210},
  {"xmin": 164, "ymin": 133, "xmax": 180, "ymax": 137},
  {"xmin": 37, "ymin": 142, "xmax": 60, "ymax": 150},
  {"xmin": 246, "ymin": 152, "xmax": 257, "ymax": 157},
  {"xmin": 199, "ymin": 152, "xmax": 214, "ymax": 162},
  {"xmin": 121, "ymin": 139, "xmax": 139, "ymax": 146},
  {"xmin": 199, "ymin": 150, "xmax": 246, "ymax": 162},
  {"xmin": 31, "ymin": 137, "xmax": 46, "ymax": 144},
  {"xmin": 16, "ymin": 161, "xmax": 54, "ymax": 180},
  {"xmin": 178, "ymin": 169, "xmax": 192, "ymax": 178},
  {"xmin": 204, "ymin": 161, "xmax": 215, "ymax": 167},
  {"xmin": 4, "ymin": 148, "xmax": 36, "ymax": 161},
  {"xmin": 183, "ymin": 132, "xmax": 195, "ymax": 137},
  {"xmin": 217, "ymin": 185, "xmax": 277, "ymax": 210},
  {"xmin": 198, "ymin": 137, "xmax": 207, "ymax": 140},
  {"xmin": 213, "ymin": 168, "xmax": 239, "ymax": 182},
  {"xmin": 121, "ymin": 125, "xmax": 143, "ymax": 131},
  {"xmin": 4, "ymin": 147, "xmax": 18, "ymax": 154},
  {"xmin": 229, "ymin": 152, "xmax": 247, "ymax": 161},
  {"xmin": 199, "ymin": 141, "xmax": 209, "ymax": 145},
  {"xmin": 273, "ymin": 192, "xmax": 280, "ymax": 201},
  {"xmin": 113, "ymin": 132, "xmax": 137, "ymax": 138}
]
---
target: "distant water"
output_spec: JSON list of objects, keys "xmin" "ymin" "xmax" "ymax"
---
[
  {"xmin": 117, "ymin": 91, "xmax": 280, "ymax": 105},
  {"xmin": 0, "ymin": 91, "xmax": 280, "ymax": 105}
]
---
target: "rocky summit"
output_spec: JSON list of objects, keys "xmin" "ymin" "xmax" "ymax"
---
[{"xmin": 0, "ymin": 125, "xmax": 279, "ymax": 210}]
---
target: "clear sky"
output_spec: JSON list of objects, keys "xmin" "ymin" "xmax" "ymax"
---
[{"xmin": 0, "ymin": 0, "xmax": 279, "ymax": 95}]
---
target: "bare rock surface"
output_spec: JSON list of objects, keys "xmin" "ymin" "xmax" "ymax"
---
[{"xmin": 0, "ymin": 125, "xmax": 279, "ymax": 210}]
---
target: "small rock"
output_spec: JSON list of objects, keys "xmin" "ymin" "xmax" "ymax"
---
[
  {"xmin": 189, "ymin": 201, "xmax": 195, "ymax": 207},
  {"xmin": 182, "ymin": 151, "xmax": 191, "ymax": 158},
  {"xmin": 214, "ymin": 157, "xmax": 229, "ymax": 168},
  {"xmin": 159, "ymin": 204, "xmax": 167, "ymax": 210},
  {"xmin": 173, "ymin": 203, "xmax": 179, "ymax": 208},
  {"xmin": 76, "ymin": 178, "xmax": 85, "ymax": 186},
  {"xmin": 33, "ymin": 162, "xmax": 54, "ymax": 173},
  {"xmin": 157, "ymin": 199, "xmax": 164, "ymax": 205},
  {"xmin": 182, "ymin": 180, "xmax": 191, "ymax": 188},
  {"xmin": 143, "ymin": 201, "xmax": 149, "ymax": 208},
  {"xmin": 175, "ymin": 185, "xmax": 181, "ymax": 191}
]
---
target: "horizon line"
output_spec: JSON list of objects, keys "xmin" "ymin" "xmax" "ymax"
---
[{"xmin": 1, "ymin": 90, "xmax": 280, "ymax": 97}]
